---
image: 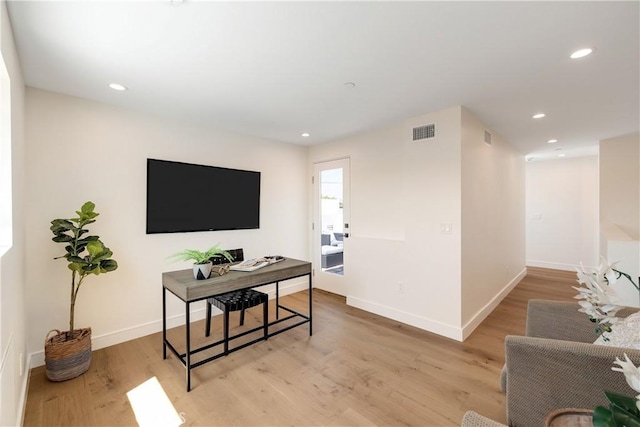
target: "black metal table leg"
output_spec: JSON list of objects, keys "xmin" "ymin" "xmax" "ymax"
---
[
  {"xmin": 275, "ymin": 281, "xmax": 280, "ymax": 320},
  {"xmin": 162, "ymin": 287, "xmax": 167, "ymax": 359},
  {"xmin": 308, "ymin": 273, "xmax": 313, "ymax": 336},
  {"xmin": 186, "ymin": 301, "xmax": 191, "ymax": 392}
]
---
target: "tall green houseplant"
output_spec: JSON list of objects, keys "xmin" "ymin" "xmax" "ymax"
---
[{"xmin": 50, "ymin": 201, "xmax": 118, "ymax": 338}]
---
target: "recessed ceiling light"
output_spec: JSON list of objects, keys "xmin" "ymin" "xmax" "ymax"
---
[
  {"xmin": 570, "ymin": 48, "xmax": 593, "ymax": 59},
  {"xmin": 558, "ymin": 153, "xmax": 566, "ymax": 157},
  {"xmin": 532, "ymin": 113, "xmax": 546, "ymax": 119},
  {"xmin": 547, "ymin": 139, "xmax": 558, "ymax": 143},
  {"xmin": 301, "ymin": 133, "xmax": 310, "ymax": 137},
  {"xmin": 109, "ymin": 83, "xmax": 127, "ymax": 91}
]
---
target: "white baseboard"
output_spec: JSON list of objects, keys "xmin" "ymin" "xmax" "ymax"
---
[
  {"xmin": 526, "ymin": 260, "xmax": 585, "ymax": 272},
  {"xmin": 17, "ymin": 351, "xmax": 30, "ymax": 427},
  {"xmin": 29, "ymin": 278, "xmax": 308, "ymax": 369},
  {"xmin": 461, "ymin": 267, "xmax": 527, "ymax": 340},
  {"xmin": 346, "ymin": 296, "xmax": 465, "ymax": 341},
  {"xmin": 346, "ymin": 268, "xmax": 528, "ymax": 343}
]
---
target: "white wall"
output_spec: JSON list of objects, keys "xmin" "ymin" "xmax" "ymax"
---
[
  {"xmin": 24, "ymin": 88, "xmax": 309, "ymax": 365},
  {"xmin": 460, "ymin": 108, "xmax": 526, "ymax": 333},
  {"xmin": 309, "ymin": 106, "xmax": 525, "ymax": 340},
  {"xmin": 600, "ymin": 133, "xmax": 640, "ymax": 306},
  {"xmin": 0, "ymin": 1, "xmax": 27, "ymax": 425},
  {"xmin": 600, "ymin": 133, "xmax": 639, "ymax": 240},
  {"xmin": 526, "ymin": 156, "xmax": 599, "ymax": 270}
]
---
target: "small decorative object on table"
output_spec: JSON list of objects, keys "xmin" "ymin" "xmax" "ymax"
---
[
  {"xmin": 169, "ymin": 244, "xmax": 233, "ymax": 280},
  {"xmin": 210, "ymin": 264, "xmax": 230, "ymax": 277}
]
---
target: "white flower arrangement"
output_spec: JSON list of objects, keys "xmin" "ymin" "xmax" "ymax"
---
[{"xmin": 573, "ymin": 258, "xmax": 640, "ymax": 338}]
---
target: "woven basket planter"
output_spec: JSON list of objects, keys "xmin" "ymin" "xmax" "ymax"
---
[{"xmin": 44, "ymin": 328, "xmax": 92, "ymax": 382}]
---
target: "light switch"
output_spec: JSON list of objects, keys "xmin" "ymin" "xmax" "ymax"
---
[{"xmin": 440, "ymin": 223, "xmax": 452, "ymax": 234}]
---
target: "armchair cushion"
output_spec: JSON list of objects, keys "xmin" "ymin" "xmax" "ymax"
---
[
  {"xmin": 505, "ymin": 335, "xmax": 640, "ymax": 427},
  {"xmin": 501, "ymin": 299, "xmax": 640, "ymax": 427},
  {"xmin": 500, "ymin": 299, "xmax": 639, "ymax": 392}
]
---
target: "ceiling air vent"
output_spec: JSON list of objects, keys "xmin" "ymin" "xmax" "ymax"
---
[
  {"xmin": 484, "ymin": 130, "xmax": 492, "ymax": 145},
  {"xmin": 413, "ymin": 123, "xmax": 436, "ymax": 142}
]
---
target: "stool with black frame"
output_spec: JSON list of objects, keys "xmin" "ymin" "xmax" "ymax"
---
[{"xmin": 204, "ymin": 249, "xmax": 269, "ymax": 354}]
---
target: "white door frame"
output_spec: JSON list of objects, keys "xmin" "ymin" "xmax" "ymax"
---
[{"xmin": 312, "ymin": 158, "xmax": 350, "ymax": 296}]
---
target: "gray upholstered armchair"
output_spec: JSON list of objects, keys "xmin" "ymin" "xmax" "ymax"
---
[{"xmin": 501, "ymin": 299, "xmax": 640, "ymax": 427}]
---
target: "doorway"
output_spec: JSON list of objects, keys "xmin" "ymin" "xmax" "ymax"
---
[{"xmin": 313, "ymin": 158, "xmax": 350, "ymax": 296}]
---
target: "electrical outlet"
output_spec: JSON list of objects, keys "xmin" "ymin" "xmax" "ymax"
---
[
  {"xmin": 440, "ymin": 223, "xmax": 452, "ymax": 234},
  {"xmin": 398, "ymin": 282, "xmax": 405, "ymax": 294}
]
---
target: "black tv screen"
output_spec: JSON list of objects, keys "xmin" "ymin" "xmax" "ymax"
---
[{"xmin": 146, "ymin": 159, "xmax": 260, "ymax": 234}]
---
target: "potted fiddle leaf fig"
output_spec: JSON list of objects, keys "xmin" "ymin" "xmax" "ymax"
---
[
  {"xmin": 46, "ymin": 201, "xmax": 118, "ymax": 381},
  {"xmin": 169, "ymin": 245, "xmax": 233, "ymax": 279}
]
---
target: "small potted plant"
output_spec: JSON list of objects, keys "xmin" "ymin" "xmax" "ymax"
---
[
  {"xmin": 47, "ymin": 201, "xmax": 118, "ymax": 381},
  {"xmin": 170, "ymin": 245, "xmax": 233, "ymax": 279}
]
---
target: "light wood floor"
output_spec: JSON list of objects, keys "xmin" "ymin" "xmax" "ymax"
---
[{"xmin": 24, "ymin": 267, "xmax": 577, "ymax": 426}]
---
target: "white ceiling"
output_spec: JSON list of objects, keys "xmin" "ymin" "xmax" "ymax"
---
[{"xmin": 6, "ymin": 1, "xmax": 639, "ymax": 159}]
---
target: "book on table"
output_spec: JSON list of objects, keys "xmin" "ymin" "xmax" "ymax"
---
[{"xmin": 229, "ymin": 256, "xmax": 285, "ymax": 272}]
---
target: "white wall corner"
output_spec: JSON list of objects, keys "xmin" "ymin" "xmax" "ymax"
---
[{"xmin": 461, "ymin": 267, "xmax": 527, "ymax": 340}]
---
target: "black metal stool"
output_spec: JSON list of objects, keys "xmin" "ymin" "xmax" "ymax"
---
[{"xmin": 206, "ymin": 289, "xmax": 268, "ymax": 354}]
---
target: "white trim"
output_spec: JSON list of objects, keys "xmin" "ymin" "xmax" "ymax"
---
[
  {"xmin": 346, "ymin": 268, "xmax": 528, "ymax": 342},
  {"xmin": 29, "ymin": 278, "xmax": 308, "ymax": 368},
  {"xmin": 526, "ymin": 260, "xmax": 586, "ymax": 272},
  {"xmin": 1, "ymin": 333, "xmax": 29, "ymax": 427},
  {"xmin": 461, "ymin": 268, "xmax": 527, "ymax": 340},
  {"xmin": 0, "ymin": 331, "xmax": 11, "ymax": 375},
  {"xmin": 346, "ymin": 295, "xmax": 464, "ymax": 341},
  {"xmin": 17, "ymin": 351, "xmax": 30, "ymax": 427}
]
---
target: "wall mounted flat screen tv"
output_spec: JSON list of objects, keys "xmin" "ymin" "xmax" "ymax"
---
[{"xmin": 146, "ymin": 159, "xmax": 260, "ymax": 234}]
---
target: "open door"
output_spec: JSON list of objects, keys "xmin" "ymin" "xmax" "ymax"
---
[{"xmin": 313, "ymin": 158, "xmax": 350, "ymax": 296}]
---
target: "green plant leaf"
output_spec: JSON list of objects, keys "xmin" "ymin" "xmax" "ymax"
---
[
  {"xmin": 86, "ymin": 241, "xmax": 105, "ymax": 258},
  {"xmin": 50, "ymin": 219, "xmax": 74, "ymax": 230},
  {"xmin": 593, "ymin": 406, "xmax": 616, "ymax": 427},
  {"xmin": 67, "ymin": 255, "xmax": 85, "ymax": 264},
  {"xmin": 100, "ymin": 259, "xmax": 118, "ymax": 272},
  {"xmin": 52, "ymin": 234, "xmax": 73, "ymax": 243},
  {"xmin": 68, "ymin": 262, "xmax": 83, "ymax": 272},
  {"xmin": 80, "ymin": 201, "xmax": 95, "ymax": 214},
  {"xmin": 611, "ymin": 406, "xmax": 640, "ymax": 427},
  {"xmin": 605, "ymin": 391, "xmax": 640, "ymax": 415}
]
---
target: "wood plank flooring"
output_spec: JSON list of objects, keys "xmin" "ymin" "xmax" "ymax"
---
[{"xmin": 23, "ymin": 268, "xmax": 577, "ymax": 426}]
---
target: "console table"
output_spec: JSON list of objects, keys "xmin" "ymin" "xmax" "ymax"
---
[{"xmin": 162, "ymin": 257, "xmax": 312, "ymax": 391}]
